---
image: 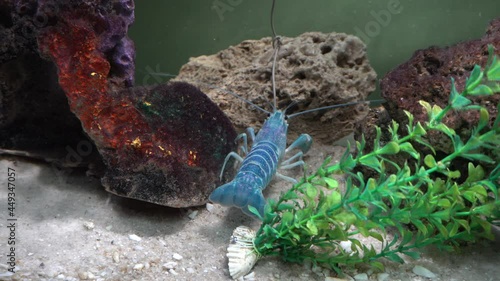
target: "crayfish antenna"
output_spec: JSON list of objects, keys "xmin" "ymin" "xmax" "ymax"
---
[
  {"xmin": 150, "ymin": 72, "xmax": 271, "ymax": 115},
  {"xmin": 286, "ymin": 99, "xmax": 386, "ymax": 119}
]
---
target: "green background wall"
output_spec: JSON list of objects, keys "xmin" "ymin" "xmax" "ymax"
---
[{"xmin": 129, "ymin": 0, "xmax": 499, "ymax": 92}]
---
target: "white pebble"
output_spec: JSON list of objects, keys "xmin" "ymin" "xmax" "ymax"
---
[
  {"xmin": 186, "ymin": 267, "xmax": 195, "ymax": 273},
  {"xmin": 340, "ymin": 240, "xmax": 353, "ymax": 253},
  {"xmin": 78, "ymin": 271, "xmax": 88, "ymax": 280},
  {"xmin": 87, "ymin": 272, "xmax": 96, "ymax": 280},
  {"xmin": 412, "ymin": 265, "xmax": 436, "ymax": 278},
  {"xmin": 57, "ymin": 274, "xmax": 65, "ymax": 279},
  {"xmin": 112, "ymin": 252, "xmax": 120, "ymax": 263},
  {"xmin": 105, "ymin": 225, "xmax": 113, "ymax": 231},
  {"xmin": 325, "ymin": 278, "xmax": 349, "ymax": 281},
  {"xmin": 133, "ymin": 264, "xmax": 144, "ymax": 270},
  {"xmin": 128, "ymin": 234, "xmax": 142, "ymax": 242},
  {"xmin": 354, "ymin": 273, "xmax": 369, "ymax": 281},
  {"xmin": 169, "ymin": 269, "xmax": 178, "ymax": 275},
  {"xmin": 377, "ymin": 273, "xmax": 390, "ymax": 281},
  {"xmin": 188, "ymin": 210, "xmax": 198, "ymax": 220},
  {"xmin": 206, "ymin": 203, "xmax": 215, "ymax": 212},
  {"xmin": 163, "ymin": 262, "xmax": 178, "ymax": 270},
  {"xmin": 83, "ymin": 221, "xmax": 95, "ymax": 230},
  {"xmin": 172, "ymin": 253, "xmax": 183, "ymax": 260}
]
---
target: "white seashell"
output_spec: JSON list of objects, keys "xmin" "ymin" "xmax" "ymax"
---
[{"xmin": 227, "ymin": 226, "xmax": 260, "ymax": 279}]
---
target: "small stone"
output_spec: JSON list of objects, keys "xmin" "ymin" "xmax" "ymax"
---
[
  {"xmin": 133, "ymin": 264, "xmax": 144, "ymax": 270},
  {"xmin": 377, "ymin": 273, "xmax": 390, "ymax": 281},
  {"xmin": 57, "ymin": 274, "xmax": 65, "ymax": 279},
  {"xmin": 244, "ymin": 271, "xmax": 256, "ymax": 280},
  {"xmin": 87, "ymin": 272, "xmax": 96, "ymax": 280},
  {"xmin": 339, "ymin": 240, "xmax": 353, "ymax": 253},
  {"xmin": 134, "ymin": 245, "xmax": 144, "ymax": 251},
  {"xmin": 206, "ymin": 203, "xmax": 215, "ymax": 212},
  {"xmin": 144, "ymin": 262, "xmax": 150, "ymax": 270},
  {"xmin": 188, "ymin": 210, "xmax": 198, "ymax": 220},
  {"xmin": 186, "ymin": 267, "xmax": 195, "ymax": 273},
  {"xmin": 172, "ymin": 253, "xmax": 183, "ymax": 260},
  {"xmin": 105, "ymin": 225, "xmax": 113, "ymax": 231},
  {"xmin": 134, "ymin": 263, "xmax": 144, "ymax": 270},
  {"xmin": 78, "ymin": 271, "xmax": 88, "ymax": 280},
  {"xmin": 353, "ymin": 273, "xmax": 369, "ymax": 281},
  {"xmin": 128, "ymin": 234, "xmax": 142, "ymax": 242},
  {"xmin": 325, "ymin": 277, "xmax": 349, "ymax": 281},
  {"xmin": 163, "ymin": 262, "xmax": 178, "ymax": 270},
  {"xmin": 28, "ymin": 252, "xmax": 34, "ymax": 256},
  {"xmin": 169, "ymin": 269, "xmax": 178, "ymax": 275},
  {"xmin": 412, "ymin": 265, "xmax": 436, "ymax": 279},
  {"xmin": 83, "ymin": 221, "xmax": 95, "ymax": 230},
  {"xmin": 112, "ymin": 252, "xmax": 120, "ymax": 263}
]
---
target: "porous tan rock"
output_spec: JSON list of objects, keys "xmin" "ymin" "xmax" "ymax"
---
[{"xmin": 175, "ymin": 32, "xmax": 377, "ymax": 144}]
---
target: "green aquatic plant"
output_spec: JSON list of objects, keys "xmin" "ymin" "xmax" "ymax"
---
[{"xmin": 247, "ymin": 45, "xmax": 500, "ymax": 274}]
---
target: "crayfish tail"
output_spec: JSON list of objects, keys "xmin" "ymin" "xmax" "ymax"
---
[{"xmin": 209, "ymin": 180, "xmax": 266, "ymax": 219}]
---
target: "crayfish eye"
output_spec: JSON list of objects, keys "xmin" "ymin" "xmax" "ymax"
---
[{"xmin": 267, "ymin": 113, "xmax": 271, "ymax": 118}]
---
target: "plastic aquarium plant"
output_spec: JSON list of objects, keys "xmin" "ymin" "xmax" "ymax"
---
[{"xmin": 227, "ymin": 46, "xmax": 500, "ymax": 279}]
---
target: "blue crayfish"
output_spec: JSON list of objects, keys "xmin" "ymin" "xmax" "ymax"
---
[{"xmin": 209, "ymin": 97, "xmax": 363, "ymax": 218}]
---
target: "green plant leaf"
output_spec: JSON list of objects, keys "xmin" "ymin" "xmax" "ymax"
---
[
  {"xmin": 277, "ymin": 203, "xmax": 295, "ymax": 211},
  {"xmin": 399, "ymin": 142, "xmax": 419, "ymax": 159},
  {"xmin": 359, "ymin": 155, "xmax": 381, "ymax": 171},
  {"xmin": 424, "ymin": 154, "xmax": 437, "ymax": 168},
  {"xmin": 411, "ymin": 219, "xmax": 428, "ymax": 235},
  {"xmin": 465, "ymin": 65, "xmax": 484, "ymax": 93},
  {"xmin": 386, "ymin": 253, "xmax": 404, "ymax": 263},
  {"xmin": 451, "ymin": 90, "xmax": 473, "ymax": 109},
  {"xmin": 378, "ymin": 141, "xmax": 400, "ymax": 155},
  {"xmin": 370, "ymin": 261, "xmax": 385, "ymax": 272},
  {"xmin": 403, "ymin": 251, "xmax": 421, "ymax": 260},
  {"xmin": 306, "ymin": 220, "xmax": 318, "ymax": 235},
  {"xmin": 469, "ymin": 84, "xmax": 494, "ymax": 95},
  {"xmin": 478, "ymin": 108, "xmax": 490, "ymax": 129},
  {"xmin": 328, "ymin": 191, "xmax": 342, "ymax": 207},
  {"xmin": 437, "ymin": 198, "xmax": 451, "ymax": 208},
  {"xmin": 419, "ymin": 100, "xmax": 432, "ymax": 113},
  {"xmin": 306, "ymin": 184, "xmax": 318, "ymax": 199},
  {"xmin": 414, "ymin": 122, "xmax": 427, "ymax": 136},
  {"xmin": 248, "ymin": 205, "xmax": 264, "ymax": 220},
  {"xmin": 324, "ymin": 177, "xmax": 339, "ymax": 189},
  {"xmin": 281, "ymin": 211, "xmax": 294, "ymax": 226}
]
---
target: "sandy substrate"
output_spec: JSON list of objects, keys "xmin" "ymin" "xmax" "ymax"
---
[{"xmin": 0, "ymin": 143, "xmax": 499, "ymax": 281}]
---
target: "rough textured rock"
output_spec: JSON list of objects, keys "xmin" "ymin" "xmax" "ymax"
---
[
  {"xmin": 0, "ymin": 0, "xmax": 135, "ymax": 163},
  {"xmin": 101, "ymin": 82, "xmax": 237, "ymax": 207},
  {"xmin": 354, "ymin": 18, "xmax": 500, "ymax": 180},
  {"xmin": 175, "ymin": 32, "xmax": 377, "ymax": 144},
  {"xmin": 380, "ymin": 18, "xmax": 500, "ymax": 154},
  {"xmin": 1, "ymin": 0, "xmax": 237, "ymax": 207}
]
